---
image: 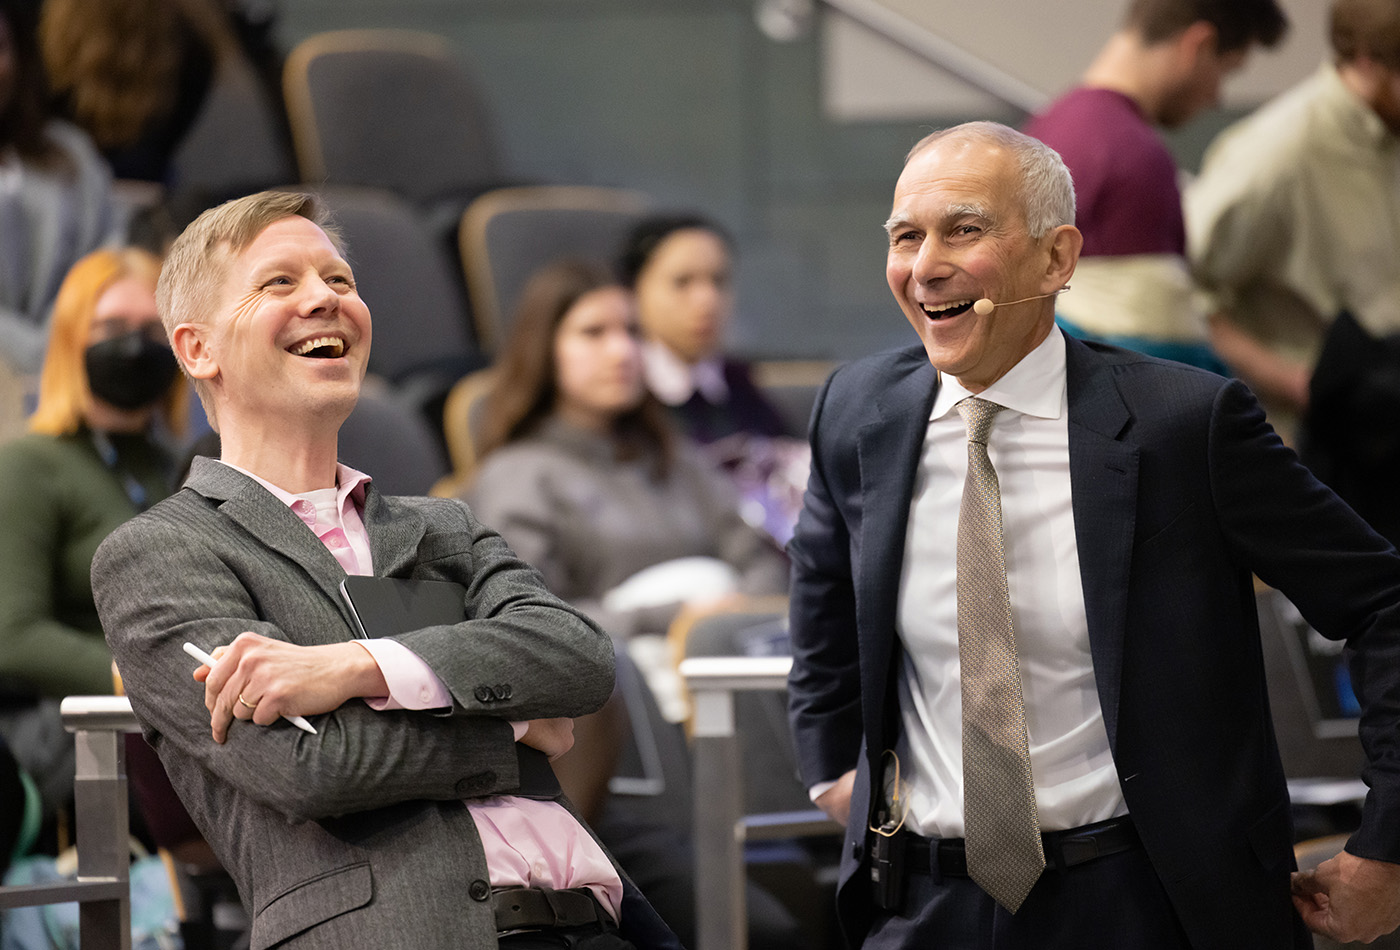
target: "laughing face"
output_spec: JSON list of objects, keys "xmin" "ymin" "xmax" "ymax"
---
[
  {"xmin": 177, "ymin": 215, "xmax": 372, "ymax": 430},
  {"xmin": 885, "ymin": 135, "xmax": 1076, "ymax": 392}
]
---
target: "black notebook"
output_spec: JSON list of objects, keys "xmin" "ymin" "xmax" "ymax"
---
[{"xmin": 338, "ymin": 576, "xmax": 561, "ymax": 799}]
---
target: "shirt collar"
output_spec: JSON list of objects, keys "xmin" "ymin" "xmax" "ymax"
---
[
  {"xmin": 642, "ymin": 340, "xmax": 730, "ymax": 405},
  {"xmin": 216, "ymin": 459, "xmax": 373, "ymax": 521},
  {"xmin": 1319, "ymin": 61, "xmax": 1398, "ymax": 152},
  {"xmin": 930, "ymin": 327, "xmax": 1067, "ymax": 421}
]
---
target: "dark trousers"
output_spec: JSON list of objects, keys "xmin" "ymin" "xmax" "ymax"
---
[{"xmin": 864, "ymin": 845, "xmax": 1192, "ymax": 950}]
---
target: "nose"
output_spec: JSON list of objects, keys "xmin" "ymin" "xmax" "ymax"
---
[
  {"xmin": 910, "ymin": 237, "xmax": 953, "ymax": 285},
  {"xmin": 300, "ymin": 275, "xmax": 341, "ymax": 316}
]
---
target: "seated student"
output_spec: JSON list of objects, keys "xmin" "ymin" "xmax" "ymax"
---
[
  {"xmin": 0, "ymin": 0, "xmax": 126, "ymax": 376},
  {"xmin": 91, "ymin": 190, "xmax": 679, "ymax": 950},
  {"xmin": 463, "ymin": 257, "xmax": 801, "ymax": 950},
  {"xmin": 619, "ymin": 214, "xmax": 809, "ymax": 544},
  {"xmin": 0, "ymin": 246, "xmax": 183, "ymax": 823},
  {"xmin": 464, "ymin": 258, "xmax": 789, "ymax": 646}
]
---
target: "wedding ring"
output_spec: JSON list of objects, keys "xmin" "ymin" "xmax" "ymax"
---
[{"xmin": 237, "ymin": 692, "xmax": 258, "ymax": 710}]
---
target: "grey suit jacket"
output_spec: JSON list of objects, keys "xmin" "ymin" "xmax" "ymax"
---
[{"xmin": 93, "ymin": 458, "xmax": 677, "ymax": 949}]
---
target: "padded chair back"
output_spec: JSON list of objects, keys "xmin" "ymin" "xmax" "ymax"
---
[
  {"xmin": 339, "ymin": 384, "xmax": 449, "ymax": 497},
  {"xmin": 433, "ymin": 367, "xmax": 498, "ymax": 497},
  {"xmin": 751, "ymin": 360, "xmax": 839, "ymax": 440},
  {"xmin": 315, "ymin": 185, "xmax": 479, "ymax": 389},
  {"xmin": 459, "ymin": 186, "xmax": 649, "ymax": 352},
  {"xmin": 169, "ymin": 55, "xmax": 295, "ymax": 211},
  {"xmin": 283, "ymin": 30, "xmax": 501, "ymax": 205}
]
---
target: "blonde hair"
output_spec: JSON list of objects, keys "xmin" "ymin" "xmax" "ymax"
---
[
  {"xmin": 157, "ymin": 190, "xmax": 343, "ymax": 422},
  {"xmin": 30, "ymin": 248, "xmax": 187, "ymax": 437}
]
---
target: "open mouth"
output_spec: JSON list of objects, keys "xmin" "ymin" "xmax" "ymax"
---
[
  {"xmin": 288, "ymin": 335, "xmax": 346, "ymax": 359},
  {"xmin": 921, "ymin": 300, "xmax": 974, "ymax": 321}
]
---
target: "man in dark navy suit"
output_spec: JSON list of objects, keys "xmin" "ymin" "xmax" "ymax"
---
[{"xmin": 786, "ymin": 121, "xmax": 1400, "ymax": 949}]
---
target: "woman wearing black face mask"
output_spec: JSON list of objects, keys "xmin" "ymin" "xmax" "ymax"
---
[{"xmin": 0, "ymin": 246, "xmax": 184, "ymax": 824}]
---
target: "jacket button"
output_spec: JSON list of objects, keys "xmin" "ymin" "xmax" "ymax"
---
[
  {"xmin": 469, "ymin": 879, "xmax": 490, "ymax": 901},
  {"xmin": 474, "ymin": 686, "xmax": 493, "ymax": 703}
]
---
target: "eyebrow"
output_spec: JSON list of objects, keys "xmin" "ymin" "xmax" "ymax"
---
[{"xmin": 883, "ymin": 203, "xmax": 993, "ymax": 237}]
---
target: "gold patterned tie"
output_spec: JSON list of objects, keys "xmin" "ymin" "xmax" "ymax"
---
[{"xmin": 956, "ymin": 396, "xmax": 1044, "ymax": 912}]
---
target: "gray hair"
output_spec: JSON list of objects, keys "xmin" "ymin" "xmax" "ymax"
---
[{"xmin": 904, "ymin": 121, "xmax": 1076, "ymax": 239}]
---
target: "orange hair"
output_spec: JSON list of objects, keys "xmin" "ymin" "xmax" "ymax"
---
[{"xmin": 29, "ymin": 248, "xmax": 188, "ymax": 437}]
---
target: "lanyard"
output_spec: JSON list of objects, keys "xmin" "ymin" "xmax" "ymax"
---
[{"xmin": 89, "ymin": 430, "xmax": 151, "ymax": 512}]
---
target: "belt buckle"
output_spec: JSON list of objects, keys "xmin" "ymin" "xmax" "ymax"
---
[{"xmin": 1054, "ymin": 833, "xmax": 1101, "ymax": 869}]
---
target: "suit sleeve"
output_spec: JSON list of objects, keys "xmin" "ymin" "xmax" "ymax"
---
[
  {"xmin": 92, "ymin": 503, "xmax": 610, "ymax": 824},
  {"xmin": 1206, "ymin": 380, "xmax": 1400, "ymax": 863},
  {"xmin": 786, "ymin": 370, "xmax": 865, "ymax": 787},
  {"xmin": 378, "ymin": 499, "xmax": 616, "ymax": 718}
]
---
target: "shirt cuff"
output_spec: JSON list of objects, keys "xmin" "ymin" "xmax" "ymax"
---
[
  {"xmin": 352, "ymin": 639, "xmax": 452, "ymax": 711},
  {"xmin": 809, "ymin": 778, "xmax": 839, "ymax": 803}
]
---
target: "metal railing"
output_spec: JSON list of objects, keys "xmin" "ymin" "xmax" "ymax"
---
[
  {"xmin": 681, "ymin": 655, "xmax": 842, "ymax": 950},
  {"xmin": 0, "ymin": 696, "xmax": 139, "ymax": 950}
]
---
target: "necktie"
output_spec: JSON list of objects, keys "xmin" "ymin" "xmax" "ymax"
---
[{"xmin": 956, "ymin": 396, "xmax": 1044, "ymax": 912}]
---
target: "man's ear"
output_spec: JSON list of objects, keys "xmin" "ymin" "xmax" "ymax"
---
[
  {"xmin": 172, "ymin": 323, "xmax": 219, "ymax": 382},
  {"xmin": 1041, "ymin": 224, "xmax": 1082, "ymax": 292},
  {"xmin": 1177, "ymin": 20, "xmax": 1219, "ymax": 65}
]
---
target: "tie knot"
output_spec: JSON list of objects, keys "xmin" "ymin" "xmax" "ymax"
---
[{"xmin": 957, "ymin": 397, "xmax": 1005, "ymax": 445}]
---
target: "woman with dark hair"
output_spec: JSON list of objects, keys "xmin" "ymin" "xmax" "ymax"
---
[
  {"xmin": 619, "ymin": 213, "xmax": 787, "ymax": 445},
  {"xmin": 0, "ymin": 246, "xmax": 184, "ymax": 820},
  {"xmin": 466, "ymin": 258, "xmax": 787, "ymax": 643},
  {"xmin": 0, "ymin": 0, "xmax": 124, "ymax": 375},
  {"xmin": 620, "ymin": 213, "xmax": 810, "ymax": 544},
  {"xmin": 464, "ymin": 258, "xmax": 802, "ymax": 950}
]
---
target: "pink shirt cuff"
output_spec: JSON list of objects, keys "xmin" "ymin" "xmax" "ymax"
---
[{"xmin": 352, "ymin": 639, "xmax": 452, "ymax": 711}]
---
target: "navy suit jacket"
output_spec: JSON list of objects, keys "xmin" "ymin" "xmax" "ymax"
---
[{"xmin": 787, "ymin": 333, "xmax": 1400, "ymax": 950}]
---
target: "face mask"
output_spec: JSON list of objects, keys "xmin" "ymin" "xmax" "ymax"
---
[{"xmin": 84, "ymin": 329, "xmax": 179, "ymax": 411}]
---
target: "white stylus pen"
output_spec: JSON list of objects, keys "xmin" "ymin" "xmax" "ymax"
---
[{"xmin": 182, "ymin": 642, "xmax": 318, "ymax": 735}]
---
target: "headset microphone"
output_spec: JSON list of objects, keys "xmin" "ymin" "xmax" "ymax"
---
[{"xmin": 971, "ymin": 286, "xmax": 1071, "ymax": 316}]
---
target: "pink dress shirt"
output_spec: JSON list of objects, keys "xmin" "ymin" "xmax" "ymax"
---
[{"xmin": 219, "ymin": 461, "xmax": 623, "ymax": 920}]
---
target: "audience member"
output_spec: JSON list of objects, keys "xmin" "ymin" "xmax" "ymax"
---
[
  {"xmin": 1025, "ymin": 0, "xmax": 1285, "ymax": 371},
  {"xmin": 788, "ymin": 120, "xmax": 1400, "ymax": 950},
  {"xmin": 91, "ymin": 190, "xmax": 679, "ymax": 950},
  {"xmin": 0, "ymin": 247, "xmax": 183, "ymax": 821},
  {"xmin": 620, "ymin": 213, "xmax": 809, "ymax": 542},
  {"xmin": 466, "ymin": 258, "xmax": 788, "ymax": 644},
  {"xmin": 1187, "ymin": 0, "xmax": 1400, "ymax": 447},
  {"xmin": 39, "ymin": 0, "xmax": 254, "ymax": 186},
  {"xmin": 464, "ymin": 257, "xmax": 800, "ymax": 950},
  {"xmin": 0, "ymin": 0, "xmax": 125, "ymax": 376}
]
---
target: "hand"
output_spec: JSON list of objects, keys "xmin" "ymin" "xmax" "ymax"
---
[
  {"xmin": 519, "ymin": 718, "xmax": 575, "ymax": 760},
  {"xmin": 1292, "ymin": 849, "xmax": 1400, "ymax": 943},
  {"xmin": 193, "ymin": 632, "xmax": 387, "ymax": 744},
  {"xmin": 816, "ymin": 768, "xmax": 857, "ymax": 826}
]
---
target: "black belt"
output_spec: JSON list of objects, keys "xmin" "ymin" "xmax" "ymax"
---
[
  {"xmin": 493, "ymin": 887, "xmax": 608, "ymax": 934},
  {"xmin": 904, "ymin": 815, "xmax": 1140, "ymax": 877}
]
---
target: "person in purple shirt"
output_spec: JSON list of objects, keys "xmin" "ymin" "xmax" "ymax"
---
[{"xmin": 1025, "ymin": 0, "xmax": 1286, "ymax": 372}]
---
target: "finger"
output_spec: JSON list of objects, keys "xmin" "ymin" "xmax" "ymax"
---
[{"xmin": 1291, "ymin": 870, "xmax": 1323, "ymax": 897}]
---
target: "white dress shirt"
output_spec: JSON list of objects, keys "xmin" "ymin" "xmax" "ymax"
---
[{"xmin": 892, "ymin": 328, "xmax": 1126, "ymax": 837}]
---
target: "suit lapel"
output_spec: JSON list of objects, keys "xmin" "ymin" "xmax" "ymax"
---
[
  {"xmin": 362, "ymin": 486, "xmax": 428, "ymax": 578},
  {"xmin": 856, "ymin": 358, "xmax": 938, "ymax": 743},
  {"xmin": 186, "ymin": 458, "xmax": 358, "ymax": 629},
  {"xmin": 1064, "ymin": 337, "xmax": 1138, "ymax": 752}
]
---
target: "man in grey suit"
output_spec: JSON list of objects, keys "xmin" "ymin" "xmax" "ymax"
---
[{"xmin": 91, "ymin": 191, "xmax": 681, "ymax": 949}]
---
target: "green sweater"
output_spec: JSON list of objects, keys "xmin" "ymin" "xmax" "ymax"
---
[{"xmin": 0, "ymin": 429, "xmax": 173, "ymax": 697}]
